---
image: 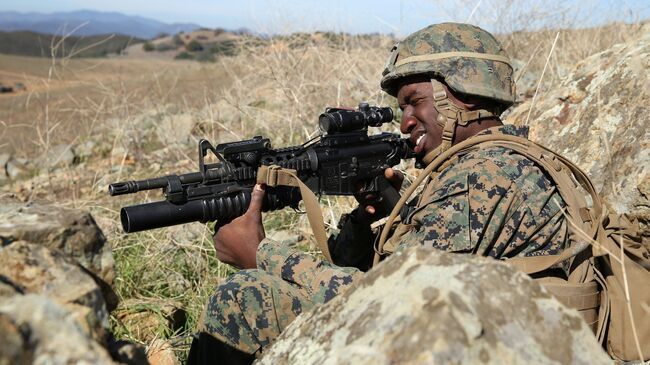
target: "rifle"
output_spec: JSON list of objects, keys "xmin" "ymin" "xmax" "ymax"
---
[{"xmin": 109, "ymin": 103, "xmax": 413, "ymax": 233}]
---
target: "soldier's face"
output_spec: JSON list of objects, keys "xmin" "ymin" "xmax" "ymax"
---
[{"xmin": 397, "ymin": 80, "xmax": 443, "ymax": 156}]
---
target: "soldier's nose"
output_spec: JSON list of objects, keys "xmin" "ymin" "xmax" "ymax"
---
[{"xmin": 400, "ymin": 115, "xmax": 417, "ymax": 134}]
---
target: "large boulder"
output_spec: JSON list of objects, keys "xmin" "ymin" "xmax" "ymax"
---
[
  {"xmin": 505, "ymin": 24, "xmax": 650, "ymax": 237},
  {"xmin": 257, "ymin": 248, "xmax": 610, "ymax": 365},
  {"xmin": 0, "ymin": 294, "xmax": 115, "ymax": 365},
  {"xmin": 0, "ymin": 241, "xmax": 110, "ymax": 343},
  {"xmin": 0, "ymin": 196, "xmax": 116, "ymax": 295}
]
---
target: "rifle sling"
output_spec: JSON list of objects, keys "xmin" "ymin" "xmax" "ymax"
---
[
  {"xmin": 374, "ymin": 134, "xmax": 601, "ymax": 269},
  {"xmin": 256, "ymin": 165, "xmax": 332, "ymax": 262}
]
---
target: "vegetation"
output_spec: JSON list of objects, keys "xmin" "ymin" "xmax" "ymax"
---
[
  {"xmin": 185, "ymin": 40, "xmax": 204, "ymax": 52},
  {"xmin": 0, "ymin": 30, "xmax": 142, "ymax": 57},
  {"xmin": 174, "ymin": 51, "xmax": 194, "ymax": 60},
  {"xmin": 209, "ymin": 40, "xmax": 237, "ymax": 57},
  {"xmin": 155, "ymin": 42, "xmax": 177, "ymax": 52},
  {"xmin": 172, "ymin": 33, "xmax": 184, "ymax": 46},
  {"xmin": 194, "ymin": 51, "xmax": 216, "ymax": 62},
  {"xmin": 142, "ymin": 41, "xmax": 154, "ymax": 52}
]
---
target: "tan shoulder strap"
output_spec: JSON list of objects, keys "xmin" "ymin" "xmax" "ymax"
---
[
  {"xmin": 478, "ymin": 138, "xmax": 602, "ymax": 274},
  {"xmin": 374, "ymin": 133, "xmax": 602, "ymax": 269},
  {"xmin": 256, "ymin": 165, "xmax": 332, "ymax": 262}
]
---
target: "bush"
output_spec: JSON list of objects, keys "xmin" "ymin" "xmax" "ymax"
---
[
  {"xmin": 209, "ymin": 40, "xmax": 237, "ymax": 57},
  {"xmin": 185, "ymin": 40, "xmax": 204, "ymax": 52},
  {"xmin": 195, "ymin": 51, "xmax": 215, "ymax": 62},
  {"xmin": 172, "ymin": 34, "xmax": 184, "ymax": 47},
  {"xmin": 142, "ymin": 42, "xmax": 155, "ymax": 52},
  {"xmin": 174, "ymin": 51, "xmax": 194, "ymax": 60},
  {"xmin": 155, "ymin": 42, "xmax": 177, "ymax": 52}
]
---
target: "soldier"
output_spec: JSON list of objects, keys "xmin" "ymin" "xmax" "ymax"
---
[{"xmin": 188, "ymin": 22, "xmax": 572, "ymax": 364}]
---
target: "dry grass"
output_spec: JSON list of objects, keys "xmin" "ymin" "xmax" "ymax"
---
[{"xmin": 0, "ymin": 14, "xmax": 647, "ymax": 361}]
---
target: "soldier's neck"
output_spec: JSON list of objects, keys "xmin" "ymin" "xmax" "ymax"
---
[{"xmin": 454, "ymin": 118, "xmax": 503, "ymax": 144}]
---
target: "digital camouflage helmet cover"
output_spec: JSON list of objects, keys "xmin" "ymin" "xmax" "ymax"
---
[
  {"xmin": 381, "ymin": 23, "xmax": 516, "ymax": 164},
  {"xmin": 381, "ymin": 22, "xmax": 516, "ymax": 109}
]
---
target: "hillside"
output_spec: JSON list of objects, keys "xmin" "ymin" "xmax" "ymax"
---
[
  {"xmin": 0, "ymin": 10, "xmax": 200, "ymax": 39},
  {"xmin": 121, "ymin": 28, "xmax": 241, "ymax": 61},
  {"xmin": 0, "ymin": 30, "xmax": 142, "ymax": 58}
]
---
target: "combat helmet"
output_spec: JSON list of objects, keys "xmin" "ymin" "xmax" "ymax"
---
[{"xmin": 381, "ymin": 23, "xmax": 516, "ymax": 164}]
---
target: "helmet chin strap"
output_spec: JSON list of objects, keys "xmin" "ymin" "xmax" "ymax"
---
[{"xmin": 421, "ymin": 79, "xmax": 499, "ymax": 165}]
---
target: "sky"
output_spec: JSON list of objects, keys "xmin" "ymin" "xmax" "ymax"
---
[{"xmin": 2, "ymin": 0, "xmax": 649, "ymax": 35}]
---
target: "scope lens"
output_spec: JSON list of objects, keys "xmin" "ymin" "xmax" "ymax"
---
[{"xmin": 319, "ymin": 113, "xmax": 337, "ymax": 133}]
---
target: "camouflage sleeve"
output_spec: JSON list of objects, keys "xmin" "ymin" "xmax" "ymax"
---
[
  {"xmin": 256, "ymin": 238, "xmax": 364, "ymax": 303},
  {"xmin": 391, "ymin": 154, "xmax": 565, "ymax": 258}
]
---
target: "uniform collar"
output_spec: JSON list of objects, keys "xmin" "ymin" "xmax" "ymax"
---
[{"xmin": 474, "ymin": 124, "xmax": 529, "ymax": 139}]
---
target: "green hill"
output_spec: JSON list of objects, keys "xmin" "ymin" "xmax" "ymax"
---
[{"xmin": 0, "ymin": 30, "xmax": 143, "ymax": 58}]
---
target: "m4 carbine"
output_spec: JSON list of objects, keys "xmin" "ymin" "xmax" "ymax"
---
[{"xmin": 109, "ymin": 103, "xmax": 413, "ymax": 233}]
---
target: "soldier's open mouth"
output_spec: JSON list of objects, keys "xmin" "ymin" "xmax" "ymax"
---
[{"xmin": 414, "ymin": 134, "xmax": 426, "ymax": 154}]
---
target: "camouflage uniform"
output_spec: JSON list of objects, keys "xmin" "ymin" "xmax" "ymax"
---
[{"xmin": 199, "ymin": 124, "xmax": 569, "ymax": 355}]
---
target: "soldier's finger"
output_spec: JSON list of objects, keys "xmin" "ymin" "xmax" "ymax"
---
[
  {"xmin": 384, "ymin": 168, "xmax": 404, "ymax": 190},
  {"xmin": 365, "ymin": 205, "xmax": 376, "ymax": 215},
  {"xmin": 364, "ymin": 193, "xmax": 377, "ymax": 201},
  {"xmin": 247, "ymin": 184, "xmax": 266, "ymax": 215}
]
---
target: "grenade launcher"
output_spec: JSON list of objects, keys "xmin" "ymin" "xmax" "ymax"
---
[{"xmin": 109, "ymin": 103, "xmax": 413, "ymax": 233}]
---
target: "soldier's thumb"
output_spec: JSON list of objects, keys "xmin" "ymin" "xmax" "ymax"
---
[{"xmin": 247, "ymin": 184, "xmax": 266, "ymax": 217}]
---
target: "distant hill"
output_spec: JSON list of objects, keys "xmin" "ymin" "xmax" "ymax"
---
[
  {"xmin": 0, "ymin": 10, "xmax": 201, "ymax": 39},
  {"xmin": 0, "ymin": 31, "xmax": 143, "ymax": 58}
]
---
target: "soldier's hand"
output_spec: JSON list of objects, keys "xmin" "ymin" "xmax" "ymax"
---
[
  {"xmin": 355, "ymin": 168, "xmax": 404, "ymax": 218},
  {"xmin": 213, "ymin": 184, "xmax": 266, "ymax": 269}
]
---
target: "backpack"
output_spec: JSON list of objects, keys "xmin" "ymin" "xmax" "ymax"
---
[{"xmin": 374, "ymin": 133, "xmax": 650, "ymax": 361}]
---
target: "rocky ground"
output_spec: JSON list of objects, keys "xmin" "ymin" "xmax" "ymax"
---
[{"xmin": 0, "ymin": 22, "xmax": 648, "ymax": 364}]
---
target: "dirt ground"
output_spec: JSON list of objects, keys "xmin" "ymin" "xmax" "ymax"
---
[{"xmin": 0, "ymin": 54, "xmax": 233, "ymax": 157}]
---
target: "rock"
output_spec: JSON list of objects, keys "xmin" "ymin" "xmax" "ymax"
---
[
  {"xmin": 0, "ymin": 153, "xmax": 8, "ymax": 185},
  {"xmin": 0, "ymin": 312, "xmax": 25, "ymax": 365},
  {"xmin": 0, "ymin": 280, "xmax": 19, "ymax": 297},
  {"xmin": 77, "ymin": 140, "xmax": 97, "ymax": 160},
  {"xmin": 114, "ymin": 299, "xmax": 187, "ymax": 342},
  {"xmin": 505, "ymin": 24, "xmax": 650, "ymax": 237},
  {"xmin": 108, "ymin": 339, "xmax": 149, "ymax": 365},
  {"xmin": 42, "ymin": 143, "xmax": 77, "ymax": 169},
  {"xmin": 147, "ymin": 339, "xmax": 181, "ymax": 365},
  {"xmin": 156, "ymin": 113, "xmax": 195, "ymax": 146},
  {"xmin": 0, "ymin": 152, "xmax": 9, "ymax": 168},
  {"xmin": 511, "ymin": 58, "xmax": 541, "ymax": 100},
  {"xmin": 257, "ymin": 247, "xmax": 610, "ymax": 365},
  {"xmin": 5, "ymin": 157, "xmax": 30, "ymax": 180},
  {"xmin": 0, "ymin": 294, "xmax": 115, "ymax": 365},
  {"xmin": 168, "ymin": 222, "xmax": 209, "ymax": 243},
  {"xmin": 0, "ymin": 241, "xmax": 110, "ymax": 343},
  {"xmin": 0, "ymin": 197, "xmax": 116, "ymax": 299}
]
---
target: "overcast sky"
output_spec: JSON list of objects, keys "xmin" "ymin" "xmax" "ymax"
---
[{"xmin": 2, "ymin": 0, "xmax": 649, "ymax": 35}]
